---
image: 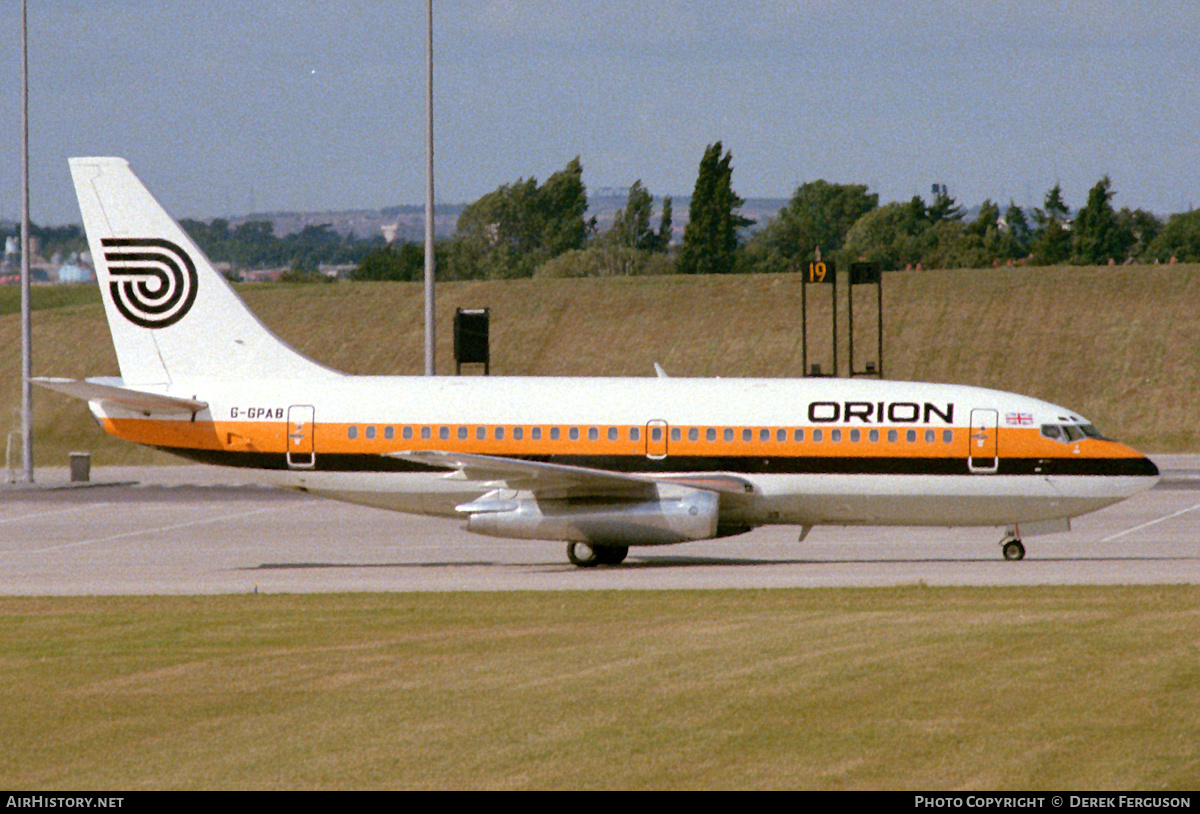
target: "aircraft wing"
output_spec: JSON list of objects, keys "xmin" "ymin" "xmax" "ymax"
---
[
  {"xmin": 387, "ymin": 450, "xmax": 754, "ymax": 501},
  {"xmin": 32, "ymin": 377, "xmax": 208, "ymax": 416}
]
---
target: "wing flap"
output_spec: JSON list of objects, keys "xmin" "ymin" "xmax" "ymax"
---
[
  {"xmin": 387, "ymin": 450, "xmax": 658, "ymax": 501},
  {"xmin": 33, "ymin": 377, "xmax": 207, "ymax": 416},
  {"xmin": 387, "ymin": 450, "xmax": 758, "ymax": 502}
]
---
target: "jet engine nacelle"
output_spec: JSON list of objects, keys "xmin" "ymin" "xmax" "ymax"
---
[{"xmin": 463, "ymin": 488, "xmax": 720, "ymax": 546}]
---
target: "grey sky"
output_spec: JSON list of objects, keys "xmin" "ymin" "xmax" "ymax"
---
[{"xmin": 2, "ymin": 0, "xmax": 1198, "ymax": 225}]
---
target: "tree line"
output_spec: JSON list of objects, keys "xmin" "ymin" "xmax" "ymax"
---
[
  {"xmin": 354, "ymin": 145, "xmax": 1200, "ymax": 281},
  {"xmin": 0, "ymin": 218, "xmax": 387, "ymax": 280},
  {"xmin": 9, "ymin": 144, "xmax": 1199, "ymax": 282},
  {"xmin": 177, "ymin": 218, "xmax": 384, "ymax": 279}
]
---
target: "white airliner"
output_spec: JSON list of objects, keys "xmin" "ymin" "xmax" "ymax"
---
[{"xmin": 37, "ymin": 157, "xmax": 1159, "ymax": 566}]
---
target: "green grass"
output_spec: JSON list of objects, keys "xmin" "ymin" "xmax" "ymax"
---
[
  {"xmin": 0, "ymin": 284, "xmax": 100, "ymax": 316},
  {"xmin": 1, "ymin": 587, "xmax": 1198, "ymax": 790},
  {"xmin": 3, "ymin": 266, "xmax": 1198, "ymax": 465}
]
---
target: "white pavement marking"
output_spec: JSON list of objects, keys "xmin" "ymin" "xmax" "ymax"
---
[
  {"xmin": 0, "ymin": 503, "xmax": 109, "ymax": 525},
  {"xmin": 1098, "ymin": 501, "xmax": 1200, "ymax": 543},
  {"xmin": 17, "ymin": 505, "xmax": 287, "ymax": 555}
]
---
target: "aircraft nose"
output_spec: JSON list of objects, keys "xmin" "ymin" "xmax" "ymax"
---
[
  {"xmin": 1142, "ymin": 455, "xmax": 1160, "ymax": 478},
  {"xmin": 1126, "ymin": 450, "xmax": 1160, "ymax": 487}
]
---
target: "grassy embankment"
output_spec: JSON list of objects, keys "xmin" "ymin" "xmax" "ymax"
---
[
  {"xmin": 1, "ymin": 587, "xmax": 1197, "ymax": 790},
  {"xmin": 1, "ymin": 264, "xmax": 1197, "ymax": 465},
  {"xmin": 2, "ymin": 274, "xmax": 1197, "ymax": 790}
]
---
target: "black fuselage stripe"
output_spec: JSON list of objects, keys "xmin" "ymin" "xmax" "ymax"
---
[{"xmin": 158, "ymin": 448, "xmax": 1160, "ymax": 478}]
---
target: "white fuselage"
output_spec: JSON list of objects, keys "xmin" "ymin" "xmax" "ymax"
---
[{"xmin": 93, "ymin": 373, "xmax": 1159, "ymax": 539}]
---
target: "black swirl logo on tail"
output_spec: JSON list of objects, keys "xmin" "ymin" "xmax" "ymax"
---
[{"xmin": 101, "ymin": 238, "xmax": 199, "ymax": 329}]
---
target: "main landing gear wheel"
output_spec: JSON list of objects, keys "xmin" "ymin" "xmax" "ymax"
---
[
  {"xmin": 1002, "ymin": 539, "xmax": 1026, "ymax": 561},
  {"xmin": 567, "ymin": 542, "xmax": 629, "ymax": 567}
]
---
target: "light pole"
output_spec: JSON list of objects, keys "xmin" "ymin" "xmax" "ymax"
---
[
  {"xmin": 423, "ymin": 0, "xmax": 435, "ymax": 376},
  {"xmin": 19, "ymin": 0, "xmax": 33, "ymax": 482}
]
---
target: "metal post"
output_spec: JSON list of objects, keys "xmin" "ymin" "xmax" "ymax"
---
[
  {"xmin": 848, "ymin": 272, "xmax": 854, "ymax": 376},
  {"xmin": 800, "ymin": 273, "xmax": 807, "ymax": 377},
  {"xmin": 422, "ymin": 0, "xmax": 436, "ymax": 376},
  {"xmin": 19, "ymin": 0, "xmax": 33, "ymax": 483},
  {"xmin": 876, "ymin": 277, "xmax": 883, "ymax": 378},
  {"xmin": 831, "ymin": 270, "xmax": 838, "ymax": 378}
]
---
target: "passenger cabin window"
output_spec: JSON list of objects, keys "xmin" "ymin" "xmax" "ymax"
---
[
  {"xmin": 707, "ymin": 428, "xmax": 717, "ymax": 442},
  {"xmin": 384, "ymin": 426, "xmax": 394, "ymax": 440},
  {"xmin": 348, "ymin": 426, "xmax": 358, "ymax": 439},
  {"xmin": 403, "ymin": 427, "xmax": 413, "ymax": 440},
  {"xmin": 569, "ymin": 427, "xmax": 580, "ymax": 441},
  {"xmin": 421, "ymin": 427, "xmax": 431, "ymax": 440},
  {"xmin": 724, "ymin": 429, "xmax": 734, "ymax": 442},
  {"xmin": 513, "ymin": 427, "xmax": 523, "ymax": 440},
  {"xmin": 670, "ymin": 428, "xmax": 681, "ymax": 441},
  {"xmin": 476, "ymin": 427, "xmax": 486, "ymax": 440},
  {"xmin": 689, "ymin": 428, "xmax": 699, "ymax": 441},
  {"xmin": 813, "ymin": 429, "xmax": 823, "ymax": 443},
  {"xmin": 496, "ymin": 427, "xmax": 505, "ymax": 440},
  {"xmin": 629, "ymin": 427, "xmax": 640, "ymax": 441},
  {"xmin": 588, "ymin": 427, "xmax": 599, "ymax": 441},
  {"xmin": 550, "ymin": 428, "xmax": 560, "ymax": 440},
  {"xmin": 366, "ymin": 426, "xmax": 376, "ymax": 440},
  {"xmin": 608, "ymin": 427, "xmax": 618, "ymax": 441}
]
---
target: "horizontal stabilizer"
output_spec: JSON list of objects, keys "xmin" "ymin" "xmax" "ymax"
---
[{"xmin": 33, "ymin": 377, "xmax": 207, "ymax": 416}]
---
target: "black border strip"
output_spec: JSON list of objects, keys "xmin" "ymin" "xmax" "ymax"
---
[{"xmin": 159, "ymin": 448, "xmax": 1160, "ymax": 478}]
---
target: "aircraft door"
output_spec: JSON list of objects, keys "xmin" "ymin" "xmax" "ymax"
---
[
  {"xmin": 287, "ymin": 405, "xmax": 316, "ymax": 469},
  {"xmin": 645, "ymin": 420, "xmax": 669, "ymax": 460},
  {"xmin": 968, "ymin": 408, "xmax": 999, "ymax": 473}
]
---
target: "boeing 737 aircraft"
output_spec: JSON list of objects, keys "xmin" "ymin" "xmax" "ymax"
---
[{"xmin": 37, "ymin": 157, "xmax": 1160, "ymax": 567}]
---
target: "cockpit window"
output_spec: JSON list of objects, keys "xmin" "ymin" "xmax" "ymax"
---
[{"xmin": 1041, "ymin": 422, "xmax": 1107, "ymax": 443}]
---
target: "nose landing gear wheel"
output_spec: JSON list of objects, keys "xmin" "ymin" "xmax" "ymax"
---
[
  {"xmin": 567, "ymin": 542, "xmax": 629, "ymax": 567},
  {"xmin": 1002, "ymin": 539, "xmax": 1025, "ymax": 561}
]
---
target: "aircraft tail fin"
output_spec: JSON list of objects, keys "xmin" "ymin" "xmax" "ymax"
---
[{"xmin": 69, "ymin": 157, "xmax": 338, "ymax": 385}]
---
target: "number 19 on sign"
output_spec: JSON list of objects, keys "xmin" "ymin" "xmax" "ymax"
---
[{"xmin": 807, "ymin": 260, "xmax": 835, "ymax": 283}]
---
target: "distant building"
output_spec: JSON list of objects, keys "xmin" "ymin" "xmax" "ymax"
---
[{"xmin": 57, "ymin": 263, "xmax": 92, "ymax": 283}]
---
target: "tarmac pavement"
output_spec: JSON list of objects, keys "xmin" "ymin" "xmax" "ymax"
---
[{"xmin": 1, "ymin": 456, "xmax": 1196, "ymax": 595}]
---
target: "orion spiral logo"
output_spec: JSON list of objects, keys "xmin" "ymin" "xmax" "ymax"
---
[{"xmin": 101, "ymin": 238, "xmax": 199, "ymax": 329}]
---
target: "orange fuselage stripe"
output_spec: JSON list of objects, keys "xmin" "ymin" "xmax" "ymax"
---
[{"xmin": 99, "ymin": 419, "xmax": 1142, "ymax": 461}]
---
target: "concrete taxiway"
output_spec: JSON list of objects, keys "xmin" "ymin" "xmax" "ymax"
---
[{"xmin": 1, "ymin": 457, "xmax": 1196, "ymax": 595}]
